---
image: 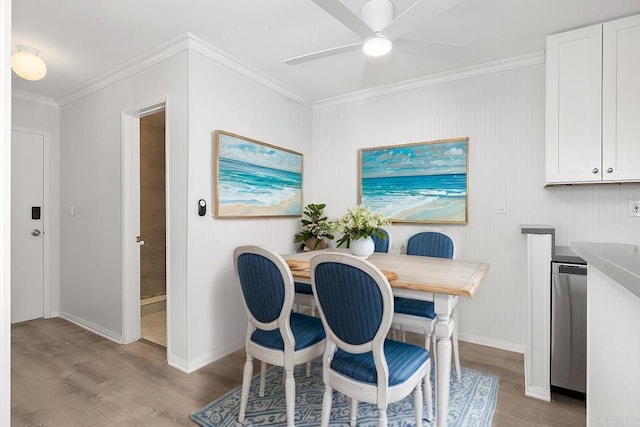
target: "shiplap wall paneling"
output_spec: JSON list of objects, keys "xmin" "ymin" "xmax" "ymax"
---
[
  {"xmin": 587, "ymin": 266, "xmax": 640, "ymax": 425},
  {"xmin": 60, "ymin": 53, "xmax": 190, "ymax": 365},
  {"xmin": 313, "ymin": 65, "xmax": 546, "ymax": 350},
  {"xmin": 186, "ymin": 50, "xmax": 312, "ymax": 370}
]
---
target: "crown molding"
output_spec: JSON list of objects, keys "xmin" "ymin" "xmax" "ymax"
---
[
  {"xmin": 11, "ymin": 89, "xmax": 58, "ymax": 107},
  {"xmin": 313, "ymin": 52, "xmax": 545, "ymax": 109},
  {"xmin": 186, "ymin": 34, "xmax": 313, "ymax": 108},
  {"xmin": 58, "ymin": 34, "xmax": 191, "ymax": 106},
  {"xmin": 58, "ymin": 33, "xmax": 313, "ymax": 108}
]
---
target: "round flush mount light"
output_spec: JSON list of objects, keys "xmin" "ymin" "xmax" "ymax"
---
[
  {"xmin": 362, "ymin": 35, "xmax": 392, "ymax": 57},
  {"xmin": 11, "ymin": 45, "xmax": 47, "ymax": 81}
]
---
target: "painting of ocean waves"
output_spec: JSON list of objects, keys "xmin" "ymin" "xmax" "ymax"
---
[
  {"xmin": 360, "ymin": 138, "xmax": 468, "ymax": 223},
  {"xmin": 216, "ymin": 131, "xmax": 302, "ymax": 217}
]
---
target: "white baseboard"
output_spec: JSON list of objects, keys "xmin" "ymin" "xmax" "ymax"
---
[
  {"xmin": 167, "ymin": 354, "xmax": 190, "ymax": 373},
  {"xmin": 58, "ymin": 311, "xmax": 123, "ymax": 344},
  {"xmin": 457, "ymin": 332, "xmax": 526, "ymax": 354},
  {"xmin": 525, "ymin": 385, "xmax": 551, "ymax": 401},
  {"xmin": 180, "ymin": 340, "xmax": 245, "ymax": 374}
]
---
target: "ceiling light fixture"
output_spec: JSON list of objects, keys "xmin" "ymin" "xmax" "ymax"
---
[
  {"xmin": 362, "ymin": 35, "xmax": 392, "ymax": 57},
  {"xmin": 11, "ymin": 45, "xmax": 47, "ymax": 81}
]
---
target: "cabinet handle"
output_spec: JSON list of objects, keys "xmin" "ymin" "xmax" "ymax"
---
[
  {"xmin": 592, "ymin": 168, "xmax": 599, "ymax": 174},
  {"xmin": 607, "ymin": 167, "xmax": 613, "ymax": 173}
]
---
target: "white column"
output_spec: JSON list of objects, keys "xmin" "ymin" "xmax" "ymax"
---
[{"xmin": 523, "ymin": 232, "xmax": 552, "ymax": 401}]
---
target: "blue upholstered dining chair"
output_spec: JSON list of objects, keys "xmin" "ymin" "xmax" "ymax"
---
[
  {"xmin": 294, "ymin": 281, "xmax": 316, "ymax": 315},
  {"xmin": 311, "ymin": 252, "xmax": 433, "ymax": 427},
  {"xmin": 371, "ymin": 227, "xmax": 391, "ymax": 253},
  {"xmin": 393, "ymin": 231, "xmax": 462, "ymax": 380},
  {"xmin": 233, "ymin": 246, "xmax": 326, "ymax": 427}
]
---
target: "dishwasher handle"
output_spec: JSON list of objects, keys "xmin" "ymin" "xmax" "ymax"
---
[{"xmin": 557, "ymin": 264, "xmax": 587, "ymax": 275}]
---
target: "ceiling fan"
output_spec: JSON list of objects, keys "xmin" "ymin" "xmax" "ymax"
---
[{"xmin": 284, "ymin": 0, "xmax": 466, "ymax": 66}]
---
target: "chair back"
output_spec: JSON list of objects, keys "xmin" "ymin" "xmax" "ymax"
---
[
  {"xmin": 371, "ymin": 227, "xmax": 391, "ymax": 253},
  {"xmin": 311, "ymin": 253, "xmax": 393, "ymax": 358},
  {"xmin": 234, "ymin": 246, "xmax": 295, "ymax": 339},
  {"xmin": 406, "ymin": 231, "xmax": 455, "ymax": 259}
]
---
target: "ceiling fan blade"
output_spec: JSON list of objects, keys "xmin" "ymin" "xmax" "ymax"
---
[
  {"xmin": 382, "ymin": 0, "xmax": 463, "ymax": 41},
  {"xmin": 284, "ymin": 42, "xmax": 363, "ymax": 65},
  {"xmin": 394, "ymin": 38, "xmax": 469, "ymax": 61},
  {"xmin": 361, "ymin": 56, "xmax": 387, "ymax": 87},
  {"xmin": 312, "ymin": 0, "xmax": 376, "ymax": 39}
]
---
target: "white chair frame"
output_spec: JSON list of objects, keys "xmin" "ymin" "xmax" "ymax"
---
[
  {"xmin": 311, "ymin": 253, "xmax": 433, "ymax": 427},
  {"xmin": 391, "ymin": 231, "xmax": 461, "ymax": 381},
  {"xmin": 234, "ymin": 245, "xmax": 325, "ymax": 427}
]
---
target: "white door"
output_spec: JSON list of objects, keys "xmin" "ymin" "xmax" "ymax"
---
[{"xmin": 11, "ymin": 130, "xmax": 45, "ymax": 323}]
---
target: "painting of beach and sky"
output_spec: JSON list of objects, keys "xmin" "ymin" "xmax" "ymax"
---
[
  {"xmin": 360, "ymin": 138, "xmax": 468, "ymax": 223},
  {"xmin": 215, "ymin": 131, "xmax": 303, "ymax": 217}
]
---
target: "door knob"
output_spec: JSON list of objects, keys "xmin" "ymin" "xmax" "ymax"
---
[
  {"xmin": 607, "ymin": 167, "xmax": 613, "ymax": 173},
  {"xmin": 592, "ymin": 168, "xmax": 599, "ymax": 174},
  {"xmin": 31, "ymin": 229, "xmax": 41, "ymax": 237},
  {"xmin": 136, "ymin": 235, "xmax": 145, "ymax": 245}
]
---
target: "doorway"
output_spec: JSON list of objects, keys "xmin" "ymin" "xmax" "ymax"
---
[
  {"xmin": 11, "ymin": 129, "xmax": 48, "ymax": 324},
  {"xmin": 139, "ymin": 110, "xmax": 167, "ymax": 347}
]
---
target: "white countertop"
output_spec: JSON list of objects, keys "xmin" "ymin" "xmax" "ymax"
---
[{"xmin": 571, "ymin": 242, "xmax": 640, "ymax": 298}]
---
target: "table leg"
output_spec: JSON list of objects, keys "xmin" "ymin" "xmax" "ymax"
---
[{"xmin": 434, "ymin": 294, "xmax": 456, "ymax": 427}]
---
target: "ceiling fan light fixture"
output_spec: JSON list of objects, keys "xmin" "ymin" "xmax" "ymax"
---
[
  {"xmin": 363, "ymin": 36, "xmax": 392, "ymax": 57},
  {"xmin": 11, "ymin": 45, "xmax": 47, "ymax": 81}
]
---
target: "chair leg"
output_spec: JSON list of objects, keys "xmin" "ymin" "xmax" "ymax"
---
[
  {"xmin": 321, "ymin": 385, "xmax": 333, "ymax": 427},
  {"xmin": 350, "ymin": 397, "xmax": 358, "ymax": 427},
  {"xmin": 424, "ymin": 361, "xmax": 433, "ymax": 422},
  {"xmin": 239, "ymin": 354, "xmax": 253, "ymax": 422},
  {"xmin": 401, "ymin": 325, "xmax": 406, "ymax": 342},
  {"xmin": 377, "ymin": 407, "xmax": 388, "ymax": 427},
  {"xmin": 413, "ymin": 381, "xmax": 423, "ymax": 427},
  {"xmin": 285, "ymin": 368, "xmax": 295, "ymax": 427},
  {"xmin": 311, "ymin": 302, "xmax": 316, "ymax": 316},
  {"xmin": 306, "ymin": 361, "xmax": 311, "ymax": 377},
  {"xmin": 259, "ymin": 361, "xmax": 267, "ymax": 397}
]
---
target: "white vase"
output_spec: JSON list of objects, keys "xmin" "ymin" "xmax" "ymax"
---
[{"xmin": 350, "ymin": 236, "xmax": 375, "ymax": 258}]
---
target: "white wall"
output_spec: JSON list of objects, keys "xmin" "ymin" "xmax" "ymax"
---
[
  {"xmin": 312, "ymin": 63, "xmax": 640, "ymax": 350},
  {"xmin": 59, "ymin": 51, "xmax": 190, "ymax": 362},
  {"xmin": 58, "ymin": 38, "xmax": 312, "ymax": 371},
  {"xmin": 11, "ymin": 93, "xmax": 60, "ymax": 315},
  {"xmin": 186, "ymin": 50, "xmax": 312, "ymax": 368},
  {"xmin": 1, "ymin": 0, "xmax": 12, "ymax": 421}
]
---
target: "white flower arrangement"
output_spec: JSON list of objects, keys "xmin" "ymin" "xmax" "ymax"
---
[{"xmin": 336, "ymin": 205, "xmax": 390, "ymax": 247}]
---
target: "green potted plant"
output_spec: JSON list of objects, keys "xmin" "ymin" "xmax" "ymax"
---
[
  {"xmin": 294, "ymin": 203, "xmax": 335, "ymax": 251},
  {"xmin": 336, "ymin": 205, "xmax": 390, "ymax": 257}
]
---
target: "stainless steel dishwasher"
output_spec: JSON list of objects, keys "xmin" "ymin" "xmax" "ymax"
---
[{"xmin": 551, "ymin": 261, "xmax": 587, "ymax": 398}]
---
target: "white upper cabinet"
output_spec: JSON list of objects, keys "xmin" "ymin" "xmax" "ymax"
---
[
  {"xmin": 602, "ymin": 15, "xmax": 640, "ymax": 182},
  {"xmin": 545, "ymin": 14, "xmax": 640, "ymax": 185}
]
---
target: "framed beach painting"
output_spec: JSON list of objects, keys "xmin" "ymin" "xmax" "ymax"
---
[
  {"xmin": 215, "ymin": 130, "xmax": 303, "ymax": 218},
  {"xmin": 359, "ymin": 137, "xmax": 468, "ymax": 224}
]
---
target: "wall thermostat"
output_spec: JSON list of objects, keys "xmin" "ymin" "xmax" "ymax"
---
[{"xmin": 198, "ymin": 199, "xmax": 206, "ymax": 216}]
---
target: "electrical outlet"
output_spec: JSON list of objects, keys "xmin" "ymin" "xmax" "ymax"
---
[{"xmin": 629, "ymin": 200, "xmax": 640, "ymax": 217}]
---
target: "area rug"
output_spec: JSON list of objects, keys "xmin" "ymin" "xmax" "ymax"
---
[{"xmin": 192, "ymin": 358, "xmax": 499, "ymax": 427}]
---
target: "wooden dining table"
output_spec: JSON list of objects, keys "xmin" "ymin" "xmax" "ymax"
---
[{"xmin": 283, "ymin": 248, "xmax": 489, "ymax": 427}]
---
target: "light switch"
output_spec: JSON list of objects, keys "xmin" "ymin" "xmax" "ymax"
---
[{"xmin": 497, "ymin": 199, "xmax": 507, "ymax": 214}]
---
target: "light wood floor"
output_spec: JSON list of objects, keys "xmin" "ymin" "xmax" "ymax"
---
[
  {"xmin": 11, "ymin": 317, "xmax": 585, "ymax": 426},
  {"xmin": 141, "ymin": 309, "xmax": 166, "ymax": 348}
]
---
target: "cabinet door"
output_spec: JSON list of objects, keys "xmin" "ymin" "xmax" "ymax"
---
[
  {"xmin": 545, "ymin": 25, "xmax": 602, "ymax": 184},
  {"xmin": 603, "ymin": 14, "xmax": 640, "ymax": 182}
]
